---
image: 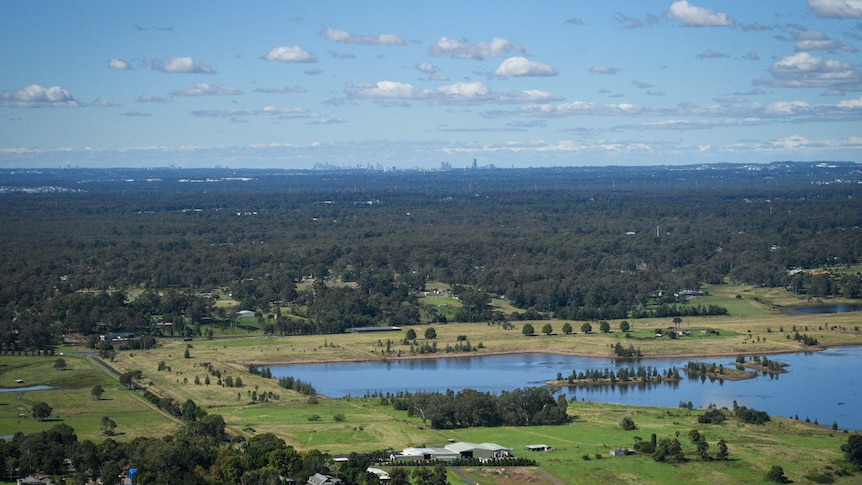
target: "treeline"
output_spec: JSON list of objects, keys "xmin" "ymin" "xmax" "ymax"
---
[
  {"xmin": 0, "ymin": 423, "xmax": 382, "ymax": 485},
  {"xmin": 391, "ymin": 387, "xmax": 571, "ymax": 429},
  {"xmin": 3, "ymin": 172, "xmax": 862, "ymax": 348},
  {"xmin": 560, "ymin": 365, "xmax": 680, "ymax": 384}
]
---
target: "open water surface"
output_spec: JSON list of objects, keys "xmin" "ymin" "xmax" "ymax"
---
[{"xmin": 270, "ymin": 345, "xmax": 862, "ymax": 430}]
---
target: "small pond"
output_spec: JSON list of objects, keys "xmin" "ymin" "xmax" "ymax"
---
[
  {"xmin": 0, "ymin": 385, "xmax": 53, "ymax": 393},
  {"xmin": 782, "ymin": 303, "xmax": 862, "ymax": 314},
  {"xmin": 269, "ymin": 345, "xmax": 862, "ymax": 430}
]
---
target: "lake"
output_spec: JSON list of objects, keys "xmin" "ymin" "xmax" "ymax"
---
[{"xmin": 269, "ymin": 345, "xmax": 862, "ymax": 431}]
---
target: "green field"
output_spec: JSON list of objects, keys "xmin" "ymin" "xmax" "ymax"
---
[{"xmin": 0, "ymin": 355, "xmax": 178, "ymax": 441}]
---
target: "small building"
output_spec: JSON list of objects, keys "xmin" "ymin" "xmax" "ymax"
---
[
  {"xmin": 100, "ymin": 332, "xmax": 136, "ymax": 342},
  {"xmin": 525, "ymin": 444, "xmax": 553, "ymax": 452},
  {"xmin": 666, "ymin": 327, "xmax": 692, "ymax": 337},
  {"xmin": 610, "ymin": 448, "xmax": 634, "ymax": 457},
  {"xmin": 307, "ymin": 473, "xmax": 343, "ymax": 485},
  {"xmin": 237, "ymin": 310, "xmax": 255, "ymax": 318},
  {"xmin": 367, "ymin": 467, "xmax": 390, "ymax": 482}
]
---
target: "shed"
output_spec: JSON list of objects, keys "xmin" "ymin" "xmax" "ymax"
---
[
  {"xmin": 237, "ymin": 310, "xmax": 255, "ymax": 318},
  {"xmin": 526, "ymin": 444, "xmax": 553, "ymax": 452},
  {"xmin": 445, "ymin": 442, "xmax": 511, "ymax": 460},
  {"xmin": 307, "ymin": 473, "xmax": 343, "ymax": 485}
]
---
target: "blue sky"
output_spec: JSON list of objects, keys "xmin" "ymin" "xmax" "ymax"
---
[{"xmin": 2, "ymin": 0, "xmax": 862, "ymax": 169}]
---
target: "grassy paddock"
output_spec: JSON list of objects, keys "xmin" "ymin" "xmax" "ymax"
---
[{"xmin": 0, "ymin": 354, "xmax": 178, "ymax": 441}]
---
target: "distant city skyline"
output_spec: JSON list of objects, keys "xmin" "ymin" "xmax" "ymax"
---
[{"xmin": 2, "ymin": 1, "xmax": 862, "ymax": 169}]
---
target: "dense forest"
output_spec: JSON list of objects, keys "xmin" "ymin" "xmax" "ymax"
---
[{"xmin": 2, "ymin": 163, "xmax": 862, "ymax": 349}]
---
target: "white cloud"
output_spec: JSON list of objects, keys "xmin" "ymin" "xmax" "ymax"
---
[
  {"xmin": 793, "ymin": 29, "xmax": 857, "ymax": 52},
  {"xmin": 809, "ymin": 0, "xmax": 862, "ymax": 18},
  {"xmin": 136, "ymin": 95, "xmax": 171, "ymax": 103},
  {"xmin": 493, "ymin": 57, "xmax": 557, "ymax": 77},
  {"xmin": 93, "ymin": 97, "xmax": 120, "ymax": 107},
  {"xmin": 192, "ymin": 106, "xmax": 309, "ymax": 119},
  {"xmin": 322, "ymin": 26, "xmax": 405, "ymax": 45},
  {"xmin": 151, "ymin": 57, "xmax": 215, "ymax": 74},
  {"xmin": 615, "ymin": 13, "xmax": 659, "ymax": 29},
  {"xmin": 589, "ymin": 66, "xmax": 620, "ymax": 74},
  {"xmin": 1, "ymin": 84, "xmax": 80, "ymax": 108},
  {"xmin": 757, "ymin": 52, "xmax": 862, "ymax": 89},
  {"xmin": 254, "ymin": 86, "xmax": 307, "ymax": 94},
  {"xmin": 122, "ymin": 111, "xmax": 152, "ymax": 117},
  {"xmin": 416, "ymin": 62, "xmax": 440, "ymax": 74},
  {"xmin": 797, "ymin": 39, "xmax": 857, "ymax": 52},
  {"xmin": 838, "ymin": 96, "xmax": 862, "ymax": 108},
  {"xmin": 264, "ymin": 46, "xmax": 317, "ymax": 63},
  {"xmin": 108, "ymin": 58, "xmax": 132, "ymax": 70},
  {"xmin": 170, "ymin": 83, "xmax": 243, "ymax": 96},
  {"xmin": 430, "ymin": 37, "xmax": 523, "ymax": 59},
  {"xmin": 352, "ymin": 81, "xmax": 425, "ymax": 100},
  {"xmin": 633, "ymin": 80, "xmax": 654, "ymax": 89},
  {"xmin": 698, "ymin": 49, "xmax": 728, "ymax": 59},
  {"xmin": 348, "ymin": 80, "xmax": 561, "ymax": 106},
  {"xmin": 667, "ymin": 1, "xmax": 734, "ymax": 26}
]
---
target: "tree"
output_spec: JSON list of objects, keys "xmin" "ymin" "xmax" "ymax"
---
[
  {"xmin": 673, "ymin": 317, "xmax": 683, "ymax": 326},
  {"xmin": 100, "ymin": 415, "xmax": 117, "ymax": 436},
  {"xmin": 424, "ymin": 327, "xmax": 437, "ymax": 340},
  {"xmin": 581, "ymin": 322, "xmax": 592, "ymax": 334},
  {"xmin": 561, "ymin": 322, "xmax": 573, "ymax": 335},
  {"xmin": 405, "ymin": 328, "xmax": 417, "ymax": 340},
  {"xmin": 522, "ymin": 323, "xmax": 535, "ymax": 336},
  {"xmin": 716, "ymin": 439, "xmax": 729, "ymax": 461},
  {"xmin": 619, "ymin": 416, "xmax": 636, "ymax": 430},
  {"xmin": 100, "ymin": 460, "xmax": 123, "ymax": 485},
  {"xmin": 619, "ymin": 321, "xmax": 630, "ymax": 332},
  {"xmin": 842, "ymin": 435, "xmax": 862, "ymax": 468},
  {"xmin": 53, "ymin": 358, "xmax": 67, "ymax": 371},
  {"xmin": 599, "ymin": 321, "xmax": 611, "ymax": 333},
  {"xmin": 32, "ymin": 402, "xmax": 53, "ymax": 421},
  {"xmin": 388, "ymin": 467, "xmax": 410, "ymax": 485},
  {"xmin": 541, "ymin": 323, "xmax": 553, "ymax": 335},
  {"xmin": 765, "ymin": 465, "xmax": 790, "ymax": 483},
  {"xmin": 91, "ymin": 384, "xmax": 105, "ymax": 400}
]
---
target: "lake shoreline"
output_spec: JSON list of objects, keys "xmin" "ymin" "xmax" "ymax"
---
[{"xmin": 247, "ymin": 341, "xmax": 858, "ymax": 367}]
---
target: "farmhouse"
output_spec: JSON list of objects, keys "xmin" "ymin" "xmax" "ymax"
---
[
  {"xmin": 666, "ymin": 327, "xmax": 692, "ymax": 337},
  {"xmin": 99, "ymin": 332, "xmax": 136, "ymax": 342}
]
